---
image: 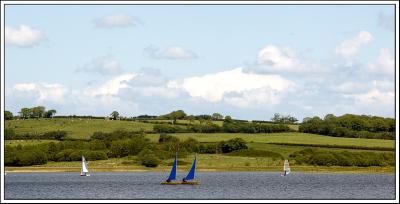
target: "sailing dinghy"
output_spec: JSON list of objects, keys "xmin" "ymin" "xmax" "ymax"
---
[
  {"xmin": 161, "ymin": 153, "xmax": 181, "ymax": 185},
  {"xmin": 281, "ymin": 159, "xmax": 290, "ymax": 176},
  {"xmin": 80, "ymin": 156, "xmax": 90, "ymax": 176},
  {"xmin": 181, "ymin": 155, "xmax": 200, "ymax": 185}
]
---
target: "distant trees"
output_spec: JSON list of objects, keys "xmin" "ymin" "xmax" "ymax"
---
[
  {"xmin": 5, "ymin": 130, "xmax": 67, "ymax": 140},
  {"xmin": 299, "ymin": 114, "xmax": 395, "ymax": 140},
  {"xmin": 17, "ymin": 106, "xmax": 57, "ymax": 119},
  {"xmin": 5, "ymin": 110, "xmax": 13, "ymax": 120},
  {"xmin": 289, "ymin": 148, "xmax": 394, "ymax": 167},
  {"xmin": 110, "ymin": 111, "xmax": 119, "ymax": 120},
  {"xmin": 44, "ymin": 109, "xmax": 57, "ymax": 118},
  {"xmin": 224, "ymin": 115, "xmax": 233, "ymax": 123},
  {"xmin": 271, "ymin": 113, "xmax": 298, "ymax": 124},
  {"xmin": 31, "ymin": 106, "xmax": 46, "ymax": 118},
  {"xmin": 158, "ymin": 110, "xmax": 187, "ymax": 124},
  {"xmin": 212, "ymin": 113, "xmax": 224, "ymax": 120},
  {"xmin": 218, "ymin": 138, "xmax": 248, "ymax": 153}
]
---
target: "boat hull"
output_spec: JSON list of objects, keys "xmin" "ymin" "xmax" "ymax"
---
[
  {"xmin": 181, "ymin": 180, "xmax": 200, "ymax": 185},
  {"xmin": 161, "ymin": 181, "xmax": 200, "ymax": 185},
  {"xmin": 161, "ymin": 181, "xmax": 182, "ymax": 185}
]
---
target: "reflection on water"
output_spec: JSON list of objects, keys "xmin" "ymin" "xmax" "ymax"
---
[{"xmin": 4, "ymin": 172, "xmax": 395, "ymax": 200}]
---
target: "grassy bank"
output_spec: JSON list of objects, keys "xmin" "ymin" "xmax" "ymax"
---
[
  {"xmin": 5, "ymin": 118, "xmax": 155, "ymax": 139},
  {"xmin": 145, "ymin": 132, "xmax": 394, "ymax": 150},
  {"xmin": 5, "ymin": 154, "xmax": 395, "ymax": 174}
]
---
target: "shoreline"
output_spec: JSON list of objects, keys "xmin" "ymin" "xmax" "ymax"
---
[{"xmin": 5, "ymin": 166, "xmax": 395, "ymax": 174}]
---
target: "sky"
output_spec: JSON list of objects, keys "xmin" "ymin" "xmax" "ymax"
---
[{"xmin": 4, "ymin": 4, "xmax": 396, "ymax": 121}]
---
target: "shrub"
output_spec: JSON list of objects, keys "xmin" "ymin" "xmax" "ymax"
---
[
  {"xmin": 218, "ymin": 138, "xmax": 248, "ymax": 153},
  {"xmin": 289, "ymin": 148, "xmax": 395, "ymax": 167},
  {"xmin": 42, "ymin": 130, "xmax": 67, "ymax": 140},
  {"xmin": 4, "ymin": 128, "xmax": 16, "ymax": 140},
  {"xmin": 138, "ymin": 149, "xmax": 160, "ymax": 167},
  {"xmin": 198, "ymin": 143, "xmax": 219, "ymax": 154},
  {"xmin": 158, "ymin": 133, "xmax": 179, "ymax": 143}
]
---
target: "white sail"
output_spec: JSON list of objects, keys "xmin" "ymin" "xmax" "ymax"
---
[
  {"xmin": 82, "ymin": 156, "xmax": 89, "ymax": 173},
  {"xmin": 284, "ymin": 160, "xmax": 290, "ymax": 175}
]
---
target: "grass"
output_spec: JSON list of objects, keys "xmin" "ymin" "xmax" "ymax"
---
[
  {"xmin": 4, "ymin": 119, "xmax": 395, "ymax": 174},
  {"xmin": 6, "ymin": 118, "xmax": 155, "ymax": 139},
  {"xmin": 145, "ymin": 132, "xmax": 394, "ymax": 149},
  {"xmin": 5, "ymin": 119, "xmax": 299, "ymax": 139},
  {"xmin": 5, "ymin": 154, "xmax": 395, "ymax": 174},
  {"xmin": 246, "ymin": 143, "xmax": 393, "ymax": 158},
  {"xmin": 4, "ymin": 139, "xmax": 59, "ymax": 146},
  {"xmin": 145, "ymin": 119, "xmax": 225, "ymax": 126}
]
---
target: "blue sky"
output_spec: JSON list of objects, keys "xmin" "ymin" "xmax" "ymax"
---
[{"xmin": 4, "ymin": 4, "xmax": 395, "ymax": 120}]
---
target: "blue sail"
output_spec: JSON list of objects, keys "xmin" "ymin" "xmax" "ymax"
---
[
  {"xmin": 184, "ymin": 156, "xmax": 196, "ymax": 180},
  {"xmin": 167, "ymin": 155, "xmax": 177, "ymax": 181}
]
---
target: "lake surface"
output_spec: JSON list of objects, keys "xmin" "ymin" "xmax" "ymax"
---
[{"xmin": 4, "ymin": 172, "xmax": 395, "ymax": 200}]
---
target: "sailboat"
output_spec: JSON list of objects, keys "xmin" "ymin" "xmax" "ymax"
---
[
  {"xmin": 161, "ymin": 153, "xmax": 181, "ymax": 185},
  {"xmin": 80, "ymin": 156, "xmax": 90, "ymax": 176},
  {"xmin": 281, "ymin": 159, "xmax": 290, "ymax": 176},
  {"xmin": 181, "ymin": 155, "xmax": 200, "ymax": 185}
]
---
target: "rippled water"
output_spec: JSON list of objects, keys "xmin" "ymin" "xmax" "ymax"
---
[{"xmin": 4, "ymin": 172, "xmax": 395, "ymax": 200}]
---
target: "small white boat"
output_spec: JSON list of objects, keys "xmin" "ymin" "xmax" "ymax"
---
[
  {"xmin": 281, "ymin": 160, "xmax": 290, "ymax": 177},
  {"xmin": 80, "ymin": 156, "xmax": 90, "ymax": 176}
]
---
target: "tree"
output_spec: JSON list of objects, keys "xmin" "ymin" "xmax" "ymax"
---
[
  {"xmin": 45, "ymin": 109, "xmax": 57, "ymax": 118},
  {"xmin": 4, "ymin": 111, "xmax": 13, "ymax": 120},
  {"xmin": 110, "ymin": 111, "xmax": 119, "ymax": 120},
  {"xmin": 31, "ymin": 106, "xmax": 45, "ymax": 118},
  {"xmin": 224, "ymin": 115, "xmax": 233, "ymax": 123},
  {"xmin": 271, "ymin": 113, "xmax": 282, "ymax": 123},
  {"xmin": 288, "ymin": 116, "xmax": 298, "ymax": 124},
  {"xmin": 19, "ymin": 108, "xmax": 31, "ymax": 119},
  {"xmin": 218, "ymin": 138, "xmax": 248, "ymax": 153},
  {"xmin": 170, "ymin": 110, "xmax": 187, "ymax": 124},
  {"xmin": 212, "ymin": 113, "xmax": 223, "ymax": 120}
]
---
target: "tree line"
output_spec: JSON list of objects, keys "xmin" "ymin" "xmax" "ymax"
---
[
  {"xmin": 289, "ymin": 148, "xmax": 394, "ymax": 167},
  {"xmin": 5, "ymin": 106, "xmax": 57, "ymax": 119},
  {"xmin": 299, "ymin": 114, "xmax": 395, "ymax": 140},
  {"xmin": 5, "ymin": 130, "xmax": 249, "ymax": 167},
  {"xmin": 152, "ymin": 119, "xmax": 291, "ymax": 134}
]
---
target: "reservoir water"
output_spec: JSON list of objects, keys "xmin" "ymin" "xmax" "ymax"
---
[{"xmin": 4, "ymin": 172, "xmax": 395, "ymax": 200}]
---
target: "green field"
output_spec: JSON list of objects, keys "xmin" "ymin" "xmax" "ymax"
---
[
  {"xmin": 4, "ymin": 139, "xmax": 59, "ymax": 146},
  {"xmin": 5, "ymin": 118, "xmax": 300, "ymax": 139},
  {"xmin": 145, "ymin": 132, "xmax": 394, "ymax": 149},
  {"xmin": 5, "ymin": 153, "xmax": 395, "ymax": 174},
  {"xmin": 5, "ymin": 118, "xmax": 155, "ymax": 139},
  {"xmin": 4, "ymin": 118, "xmax": 395, "ymax": 173}
]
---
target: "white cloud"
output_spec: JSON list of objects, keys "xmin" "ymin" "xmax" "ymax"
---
[
  {"xmin": 257, "ymin": 45, "xmax": 299, "ymax": 69},
  {"xmin": 335, "ymin": 31, "xmax": 374, "ymax": 58},
  {"xmin": 95, "ymin": 13, "xmax": 140, "ymax": 28},
  {"xmin": 5, "ymin": 25, "xmax": 44, "ymax": 47},
  {"xmin": 144, "ymin": 45, "xmax": 197, "ymax": 59},
  {"xmin": 245, "ymin": 45, "xmax": 325, "ymax": 75},
  {"xmin": 352, "ymin": 89, "xmax": 394, "ymax": 107},
  {"xmin": 224, "ymin": 87, "xmax": 282, "ymax": 108},
  {"xmin": 89, "ymin": 74, "xmax": 136, "ymax": 96},
  {"xmin": 180, "ymin": 67, "xmax": 295, "ymax": 104},
  {"xmin": 376, "ymin": 48, "xmax": 394, "ymax": 74},
  {"xmin": 13, "ymin": 83, "xmax": 68, "ymax": 103},
  {"xmin": 335, "ymin": 80, "xmax": 393, "ymax": 94},
  {"xmin": 77, "ymin": 55, "xmax": 123, "ymax": 75},
  {"xmin": 367, "ymin": 48, "xmax": 394, "ymax": 76}
]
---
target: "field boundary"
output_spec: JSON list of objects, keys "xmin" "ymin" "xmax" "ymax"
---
[{"xmin": 267, "ymin": 142, "xmax": 395, "ymax": 151}]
